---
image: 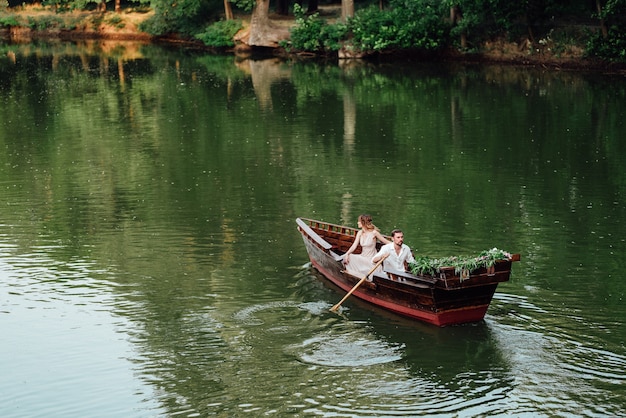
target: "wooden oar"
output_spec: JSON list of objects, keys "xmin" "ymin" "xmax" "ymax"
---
[{"xmin": 330, "ymin": 256, "xmax": 386, "ymax": 312}]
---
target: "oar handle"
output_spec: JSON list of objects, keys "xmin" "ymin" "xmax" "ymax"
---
[{"xmin": 330, "ymin": 256, "xmax": 386, "ymax": 312}]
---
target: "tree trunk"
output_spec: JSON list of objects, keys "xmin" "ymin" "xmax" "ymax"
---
[
  {"xmin": 596, "ymin": 0, "xmax": 609, "ymax": 38},
  {"xmin": 450, "ymin": 5, "xmax": 467, "ymax": 48},
  {"xmin": 224, "ymin": 0, "xmax": 233, "ymax": 20},
  {"xmin": 115, "ymin": 0, "xmax": 120, "ymax": 13},
  {"xmin": 342, "ymin": 0, "xmax": 354, "ymax": 20},
  {"xmin": 248, "ymin": 0, "xmax": 290, "ymax": 47},
  {"xmin": 449, "ymin": 6, "xmax": 457, "ymax": 23},
  {"xmin": 249, "ymin": 0, "xmax": 271, "ymax": 46}
]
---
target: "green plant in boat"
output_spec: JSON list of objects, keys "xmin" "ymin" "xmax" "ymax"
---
[{"xmin": 409, "ymin": 248, "xmax": 512, "ymax": 276}]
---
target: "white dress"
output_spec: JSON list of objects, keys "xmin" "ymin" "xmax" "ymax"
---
[{"xmin": 345, "ymin": 232, "xmax": 382, "ymax": 277}]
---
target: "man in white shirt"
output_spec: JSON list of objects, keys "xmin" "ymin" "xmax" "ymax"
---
[{"xmin": 372, "ymin": 229, "xmax": 415, "ymax": 272}]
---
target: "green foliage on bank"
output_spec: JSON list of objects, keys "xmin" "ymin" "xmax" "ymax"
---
[
  {"xmin": 587, "ymin": 28, "xmax": 626, "ymax": 61},
  {"xmin": 585, "ymin": 0, "xmax": 626, "ymax": 62},
  {"xmin": 284, "ymin": 0, "xmax": 523, "ymax": 55},
  {"xmin": 0, "ymin": 14, "xmax": 19, "ymax": 27},
  {"xmin": 350, "ymin": 0, "xmax": 448, "ymax": 52},
  {"xmin": 286, "ymin": 4, "xmax": 347, "ymax": 52},
  {"xmin": 285, "ymin": 0, "xmax": 626, "ymax": 61},
  {"xmin": 195, "ymin": 19, "xmax": 242, "ymax": 48},
  {"xmin": 287, "ymin": 0, "xmax": 448, "ymax": 54},
  {"xmin": 139, "ymin": 0, "xmax": 222, "ymax": 36},
  {"xmin": 26, "ymin": 14, "xmax": 64, "ymax": 30}
]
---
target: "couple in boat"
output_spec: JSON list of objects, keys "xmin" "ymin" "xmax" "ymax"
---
[{"xmin": 341, "ymin": 214, "xmax": 415, "ymax": 278}]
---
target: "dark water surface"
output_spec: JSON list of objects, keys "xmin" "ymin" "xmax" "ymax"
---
[{"xmin": 1, "ymin": 41, "xmax": 625, "ymax": 417}]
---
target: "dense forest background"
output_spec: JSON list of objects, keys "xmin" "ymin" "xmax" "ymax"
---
[{"xmin": 1, "ymin": 0, "xmax": 625, "ymax": 63}]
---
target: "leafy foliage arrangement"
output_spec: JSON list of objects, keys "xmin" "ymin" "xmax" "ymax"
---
[{"xmin": 409, "ymin": 248, "xmax": 513, "ymax": 276}]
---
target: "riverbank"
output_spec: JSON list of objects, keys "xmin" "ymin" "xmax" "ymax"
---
[
  {"xmin": 0, "ymin": 7, "xmax": 153, "ymax": 41},
  {"xmin": 2, "ymin": 5, "xmax": 625, "ymax": 73}
]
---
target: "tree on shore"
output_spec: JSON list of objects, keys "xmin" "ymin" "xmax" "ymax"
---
[{"xmin": 247, "ymin": 0, "xmax": 289, "ymax": 47}]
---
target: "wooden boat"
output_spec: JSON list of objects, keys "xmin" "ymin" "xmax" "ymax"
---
[{"xmin": 296, "ymin": 217, "xmax": 520, "ymax": 326}]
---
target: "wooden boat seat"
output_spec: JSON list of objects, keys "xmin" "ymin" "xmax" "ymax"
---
[{"xmin": 382, "ymin": 268, "xmax": 437, "ymax": 285}]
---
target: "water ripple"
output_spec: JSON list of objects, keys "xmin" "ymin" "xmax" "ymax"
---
[
  {"xmin": 293, "ymin": 332, "xmax": 403, "ymax": 367},
  {"xmin": 1, "ymin": 247, "xmax": 163, "ymax": 417}
]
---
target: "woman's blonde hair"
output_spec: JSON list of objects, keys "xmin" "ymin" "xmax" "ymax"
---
[{"xmin": 359, "ymin": 214, "xmax": 378, "ymax": 231}]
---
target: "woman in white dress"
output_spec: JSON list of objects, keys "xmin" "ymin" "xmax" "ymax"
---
[{"xmin": 342, "ymin": 214, "xmax": 390, "ymax": 277}]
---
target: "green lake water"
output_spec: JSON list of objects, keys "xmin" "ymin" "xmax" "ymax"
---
[{"xmin": 1, "ymin": 40, "xmax": 625, "ymax": 417}]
